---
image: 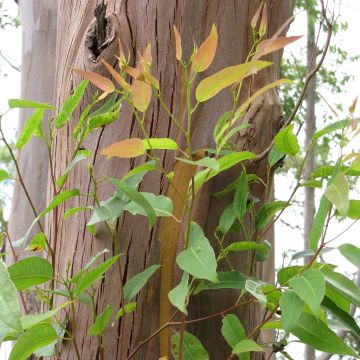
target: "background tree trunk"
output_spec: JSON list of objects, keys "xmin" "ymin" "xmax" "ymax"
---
[
  {"xmin": 8, "ymin": 0, "xmax": 57, "ymax": 313},
  {"xmin": 49, "ymin": 1, "xmax": 294, "ymax": 358}
]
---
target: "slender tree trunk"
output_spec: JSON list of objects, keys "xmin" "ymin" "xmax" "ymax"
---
[
  {"xmin": 8, "ymin": 0, "xmax": 57, "ymax": 313},
  {"xmin": 304, "ymin": 2, "xmax": 317, "ymax": 360},
  {"xmin": 49, "ymin": 1, "xmax": 294, "ymax": 358}
]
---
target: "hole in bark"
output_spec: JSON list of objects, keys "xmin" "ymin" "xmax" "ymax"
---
[{"xmin": 85, "ymin": 2, "xmax": 116, "ymax": 63}]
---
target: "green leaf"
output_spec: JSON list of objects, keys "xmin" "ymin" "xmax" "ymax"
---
[
  {"xmin": 289, "ymin": 268, "xmax": 325, "ymax": 316},
  {"xmin": 233, "ymin": 340, "xmax": 263, "ymax": 355},
  {"xmin": 277, "ymin": 266, "xmax": 302, "ymax": 286},
  {"xmin": 56, "ymin": 149, "xmax": 92, "ymax": 187},
  {"xmin": 121, "ymin": 160, "xmax": 157, "ymax": 181},
  {"xmin": 268, "ymin": 146, "xmax": 284, "ymax": 167},
  {"xmin": 195, "ymin": 271, "xmax": 246, "ymax": 293},
  {"xmin": 176, "ymin": 222, "xmax": 218, "ymax": 282},
  {"xmin": 64, "ymin": 206, "xmax": 92, "ymax": 220},
  {"xmin": 222, "ymin": 241, "xmax": 269, "ymax": 255},
  {"xmin": 55, "ymin": 80, "xmax": 88, "ymax": 129},
  {"xmin": 291, "ymin": 312, "xmax": 357, "ymax": 357},
  {"xmin": 16, "ymin": 109, "xmax": 45, "ymax": 149},
  {"xmin": 255, "ymin": 201, "xmax": 288, "ymax": 229},
  {"xmin": 233, "ymin": 171, "xmax": 249, "ymax": 220},
  {"xmin": 245, "ymin": 279, "xmax": 266, "ymax": 307},
  {"xmin": 222, "ymin": 315, "xmax": 249, "ymax": 360},
  {"xmin": 73, "ymin": 103, "xmax": 93, "ymax": 140},
  {"xmin": 168, "ymin": 272, "xmax": 189, "ymax": 315},
  {"xmin": 75, "ymin": 255, "xmax": 120, "ymax": 295},
  {"xmin": 326, "ymin": 286, "xmax": 350, "ymax": 313},
  {"xmin": 124, "ymin": 192, "xmax": 173, "ymax": 217},
  {"xmin": 322, "ymin": 270, "xmax": 360, "ymax": 307},
  {"xmin": 0, "ymin": 169, "xmax": 10, "ymax": 182},
  {"xmin": 171, "ymin": 331, "xmax": 209, "ymax": 360},
  {"xmin": 214, "ymin": 112, "xmax": 232, "ymax": 143},
  {"xmin": 312, "ymin": 165, "xmax": 360, "ymax": 178},
  {"xmin": 300, "ymin": 179, "xmax": 323, "ymax": 188},
  {"xmin": 309, "ymin": 195, "xmax": 330, "ymax": 251},
  {"xmin": 0, "ymin": 261, "xmax": 21, "ymax": 331},
  {"xmin": 143, "ymin": 138, "xmax": 178, "ymax": 151},
  {"xmin": 324, "ymin": 172, "xmax": 349, "ymax": 216},
  {"xmin": 113, "ymin": 302, "xmax": 137, "ymax": 323},
  {"xmin": 322, "ymin": 296, "xmax": 360, "ymax": 337},
  {"xmin": 338, "ymin": 243, "xmax": 360, "ymax": 269},
  {"xmin": 279, "ymin": 289, "xmax": 304, "ymax": 333},
  {"xmin": 89, "ymin": 93, "xmax": 119, "ymax": 118},
  {"xmin": 88, "ymin": 106, "xmax": 121, "ymax": 130},
  {"xmin": 34, "ymin": 322, "xmax": 65, "ymax": 357},
  {"xmin": 196, "ymin": 61, "xmax": 272, "ymax": 102},
  {"xmin": 313, "ymin": 120, "xmax": 349, "ymax": 140},
  {"xmin": 175, "ymin": 157, "xmax": 220, "ymax": 171},
  {"xmin": 9, "ymin": 323, "xmax": 57, "ymax": 360},
  {"xmin": 217, "ymin": 124, "xmax": 250, "ymax": 150},
  {"xmin": 87, "ymin": 195, "xmax": 124, "ymax": 226},
  {"xmin": 345, "ymin": 199, "xmax": 360, "ymax": 219},
  {"xmin": 194, "ymin": 152, "xmax": 255, "ymax": 190},
  {"xmin": 109, "ymin": 179, "xmax": 156, "ymax": 227},
  {"xmin": 88, "ymin": 304, "xmax": 113, "ymax": 336},
  {"xmin": 8, "ymin": 99, "xmax": 56, "ymax": 110},
  {"xmin": 274, "ymin": 124, "xmax": 299, "ymax": 156},
  {"xmin": 218, "ymin": 204, "xmax": 237, "ymax": 235},
  {"xmin": 8, "ymin": 257, "xmax": 53, "ymax": 291},
  {"xmin": 123, "ymin": 264, "xmax": 160, "ymax": 302},
  {"xmin": 26, "ymin": 232, "xmax": 47, "ymax": 252}
]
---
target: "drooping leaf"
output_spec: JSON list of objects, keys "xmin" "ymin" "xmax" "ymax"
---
[
  {"xmin": 255, "ymin": 201, "xmax": 288, "ymax": 229},
  {"xmin": 232, "ymin": 340, "xmax": 263, "ymax": 355},
  {"xmin": 253, "ymin": 36, "xmax": 302, "ymax": 60},
  {"xmin": 217, "ymin": 124, "xmax": 251, "ymax": 151},
  {"xmin": 313, "ymin": 120, "xmax": 349, "ymax": 140},
  {"xmin": 195, "ymin": 61, "xmax": 272, "ymax": 102},
  {"xmin": 8, "ymin": 99, "xmax": 56, "ymax": 110},
  {"xmin": 176, "ymin": 157, "xmax": 220, "ymax": 171},
  {"xmin": 173, "ymin": 26, "xmax": 182, "ymax": 61},
  {"xmin": 309, "ymin": 195, "xmax": 331, "ymax": 251},
  {"xmin": 312, "ymin": 165, "xmax": 360, "ymax": 178},
  {"xmin": 277, "ymin": 266, "xmax": 302, "ymax": 286},
  {"xmin": 289, "ymin": 268, "xmax": 325, "ymax": 316},
  {"xmin": 233, "ymin": 171, "xmax": 249, "ymax": 219},
  {"xmin": 8, "ymin": 257, "xmax": 53, "ymax": 291},
  {"xmin": 0, "ymin": 169, "xmax": 10, "ymax": 182},
  {"xmin": 87, "ymin": 195, "xmax": 124, "ymax": 226},
  {"xmin": 75, "ymin": 255, "xmax": 120, "ymax": 295},
  {"xmin": 176, "ymin": 222, "xmax": 218, "ymax": 282},
  {"xmin": 122, "ymin": 160, "xmax": 157, "ymax": 181},
  {"xmin": 113, "ymin": 302, "xmax": 137, "ymax": 322},
  {"xmin": 324, "ymin": 172, "xmax": 349, "ymax": 216},
  {"xmin": 291, "ymin": 312, "xmax": 357, "ymax": 357},
  {"xmin": 16, "ymin": 109, "xmax": 45, "ymax": 149},
  {"xmin": 74, "ymin": 69, "xmax": 115, "ymax": 94},
  {"xmin": 338, "ymin": 243, "xmax": 360, "ymax": 269},
  {"xmin": 132, "ymin": 79, "xmax": 152, "ymax": 112},
  {"xmin": 171, "ymin": 331, "xmax": 209, "ymax": 360},
  {"xmin": 279, "ymin": 289, "xmax": 304, "ymax": 333},
  {"xmin": 88, "ymin": 304, "xmax": 113, "ymax": 336},
  {"xmin": 101, "ymin": 138, "xmax": 145, "ymax": 158},
  {"xmin": 0, "ymin": 261, "xmax": 21, "ymax": 331},
  {"xmin": 192, "ymin": 24, "xmax": 218, "ymax": 72},
  {"xmin": 268, "ymin": 146, "xmax": 284, "ymax": 168},
  {"xmin": 218, "ymin": 204, "xmax": 237, "ymax": 235},
  {"xmin": 63, "ymin": 206, "xmax": 92, "ymax": 220},
  {"xmin": 300, "ymin": 179, "xmax": 323, "ymax": 188},
  {"xmin": 123, "ymin": 264, "xmax": 161, "ymax": 302},
  {"xmin": 274, "ymin": 124, "xmax": 299, "ymax": 156},
  {"xmin": 27, "ymin": 232, "xmax": 47, "ymax": 252},
  {"xmin": 214, "ymin": 111, "xmax": 232, "ymax": 143},
  {"xmin": 8, "ymin": 323, "xmax": 57, "ymax": 360},
  {"xmin": 168, "ymin": 272, "xmax": 189, "ymax": 315},
  {"xmin": 101, "ymin": 59, "xmax": 131, "ymax": 92},
  {"xmin": 55, "ymin": 80, "xmax": 89, "ymax": 129},
  {"xmin": 56, "ymin": 149, "xmax": 92, "ymax": 187}
]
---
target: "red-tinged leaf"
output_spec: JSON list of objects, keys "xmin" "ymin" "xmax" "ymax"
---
[
  {"xmin": 102, "ymin": 60, "xmax": 132, "ymax": 92},
  {"xmin": 125, "ymin": 66, "xmax": 143, "ymax": 80},
  {"xmin": 142, "ymin": 43, "xmax": 152, "ymax": 66},
  {"xmin": 101, "ymin": 138, "xmax": 145, "ymax": 158},
  {"xmin": 173, "ymin": 26, "xmax": 182, "ymax": 60},
  {"xmin": 192, "ymin": 24, "xmax": 218, "ymax": 73},
  {"xmin": 253, "ymin": 36, "xmax": 302, "ymax": 60},
  {"xmin": 251, "ymin": 1, "xmax": 263, "ymax": 29},
  {"xmin": 132, "ymin": 79, "xmax": 152, "ymax": 112},
  {"xmin": 74, "ymin": 69, "xmax": 115, "ymax": 93},
  {"xmin": 144, "ymin": 72, "xmax": 159, "ymax": 89},
  {"xmin": 259, "ymin": 2, "xmax": 267, "ymax": 36}
]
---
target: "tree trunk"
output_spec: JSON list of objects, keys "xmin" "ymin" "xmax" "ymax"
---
[
  {"xmin": 8, "ymin": 0, "xmax": 57, "ymax": 313},
  {"xmin": 49, "ymin": 1, "xmax": 294, "ymax": 358}
]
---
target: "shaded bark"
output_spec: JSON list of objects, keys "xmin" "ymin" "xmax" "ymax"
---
[{"xmin": 49, "ymin": 1, "xmax": 294, "ymax": 358}]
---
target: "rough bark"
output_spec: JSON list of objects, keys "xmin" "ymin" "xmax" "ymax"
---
[
  {"xmin": 8, "ymin": 0, "xmax": 57, "ymax": 312},
  {"xmin": 50, "ymin": 1, "xmax": 294, "ymax": 359}
]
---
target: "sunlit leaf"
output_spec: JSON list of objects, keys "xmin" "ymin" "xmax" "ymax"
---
[
  {"xmin": 312, "ymin": 165, "xmax": 360, "ymax": 178},
  {"xmin": 88, "ymin": 106, "xmax": 120, "ymax": 130},
  {"xmin": 313, "ymin": 120, "xmax": 349, "ymax": 140},
  {"xmin": 253, "ymin": 36, "xmax": 302, "ymax": 60},
  {"xmin": 274, "ymin": 124, "xmax": 299, "ymax": 156},
  {"xmin": 88, "ymin": 304, "xmax": 113, "ymax": 336},
  {"xmin": 27, "ymin": 232, "xmax": 47, "ymax": 252},
  {"xmin": 8, "ymin": 99, "xmax": 56, "ymax": 110},
  {"xmin": 101, "ymin": 138, "xmax": 145, "ymax": 158},
  {"xmin": 309, "ymin": 195, "xmax": 330, "ymax": 251},
  {"xmin": 74, "ymin": 69, "xmax": 115, "ymax": 93},
  {"xmin": 132, "ymin": 79, "xmax": 151, "ymax": 112},
  {"xmin": 344, "ymin": 200, "xmax": 360, "ymax": 219},
  {"xmin": 0, "ymin": 169, "xmax": 10, "ymax": 182},
  {"xmin": 324, "ymin": 172, "xmax": 349, "ymax": 216},
  {"xmin": 173, "ymin": 26, "xmax": 182, "ymax": 60},
  {"xmin": 16, "ymin": 109, "xmax": 45, "ymax": 149},
  {"xmin": 144, "ymin": 138, "xmax": 178, "ymax": 151},
  {"xmin": 113, "ymin": 302, "xmax": 137, "ymax": 323},
  {"xmin": 102, "ymin": 59, "xmax": 131, "ymax": 92}
]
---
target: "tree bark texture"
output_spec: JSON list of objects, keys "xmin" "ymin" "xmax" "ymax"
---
[{"xmin": 50, "ymin": 1, "xmax": 294, "ymax": 358}]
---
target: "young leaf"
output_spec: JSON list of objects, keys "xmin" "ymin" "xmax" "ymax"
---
[
  {"xmin": 75, "ymin": 255, "xmax": 120, "ymax": 295},
  {"xmin": 8, "ymin": 257, "xmax": 53, "ymax": 291},
  {"xmin": 27, "ymin": 232, "xmax": 47, "ymax": 252},
  {"xmin": 338, "ymin": 243, "xmax": 360, "ymax": 269},
  {"xmin": 232, "ymin": 340, "xmax": 263, "ymax": 355},
  {"xmin": 192, "ymin": 24, "xmax": 218, "ymax": 73},
  {"xmin": 88, "ymin": 304, "xmax": 113, "ymax": 336},
  {"xmin": 9, "ymin": 323, "xmax": 58, "ymax": 360},
  {"xmin": 113, "ymin": 302, "xmax": 137, "ymax": 322},
  {"xmin": 173, "ymin": 26, "xmax": 182, "ymax": 61},
  {"xmin": 175, "ymin": 157, "xmax": 220, "ymax": 171},
  {"xmin": 0, "ymin": 169, "xmax": 10, "ymax": 182},
  {"xmin": 214, "ymin": 111, "xmax": 232, "ymax": 142},
  {"xmin": 168, "ymin": 272, "xmax": 189, "ymax": 315},
  {"xmin": 123, "ymin": 264, "xmax": 161, "ymax": 302},
  {"xmin": 268, "ymin": 146, "xmax": 284, "ymax": 167},
  {"xmin": 195, "ymin": 61, "xmax": 272, "ymax": 102},
  {"xmin": 101, "ymin": 138, "xmax": 145, "ymax": 158},
  {"xmin": 8, "ymin": 99, "xmax": 56, "ymax": 110},
  {"xmin": 279, "ymin": 289, "xmax": 304, "ymax": 333},
  {"xmin": 64, "ymin": 206, "xmax": 92, "ymax": 220},
  {"xmin": 233, "ymin": 171, "xmax": 249, "ymax": 219},
  {"xmin": 87, "ymin": 106, "xmax": 121, "ymax": 130},
  {"xmin": 0, "ymin": 261, "xmax": 21, "ymax": 331},
  {"xmin": 132, "ymin": 79, "xmax": 152, "ymax": 112},
  {"xmin": 313, "ymin": 120, "xmax": 349, "ymax": 140},
  {"xmin": 176, "ymin": 222, "xmax": 218, "ymax": 282},
  {"xmin": 255, "ymin": 201, "xmax": 288, "ymax": 229},
  {"xmin": 87, "ymin": 195, "xmax": 124, "ymax": 226},
  {"xmin": 274, "ymin": 124, "xmax": 299, "ymax": 156},
  {"xmin": 289, "ymin": 268, "xmax": 325, "ymax": 316},
  {"xmin": 16, "ymin": 109, "xmax": 45, "ymax": 149},
  {"xmin": 345, "ymin": 199, "xmax": 360, "ymax": 219},
  {"xmin": 55, "ymin": 80, "xmax": 88, "ymax": 129},
  {"xmin": 101, "ymin": 59, "xmax": 131, "ymax": 92},
  {"xmin": 291, "ymin": 312, "xmax": 357, "ymax": 357},
  {"xmin": 309, "ymin": 195, "xmax": 331, "ymax": 251},
  {"xmin": 324, "ymin": 172, "xmax": 349, "ymax": 216},
  {"xmin": 144, "ymin": 138, "xmax": 178, "ymax": 151},
  {"xmin": 171, "ymin": 331, "xmax": 209, "ymax": 360},
  {"xmin": 74, "ymin": 69, "xmax": 115, "ymax": 94},
  {"xmin": 312, "ymin": 165, "xmax": 360, "ymax": 178}
]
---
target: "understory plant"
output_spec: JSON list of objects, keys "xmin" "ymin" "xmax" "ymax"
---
[{"xmin": 0, "ymin": 3, "xmax": 359, "ymax": 359}]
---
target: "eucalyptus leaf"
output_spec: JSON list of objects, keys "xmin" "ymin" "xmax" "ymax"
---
[
  {"xmin": 171, "ymin": 331, "xmax": 209, "ymax": 360},
  {"xmin": 16, "ymin": 109, "xmax": 45, "ymax": 149},
  {"xmin": 168, "ymin": 272, "xmax": 189, "ymax": 315},
  {"xmin": 8, "ymin": 99, "xmax": 56, "ymax": 110},
  {"xmin": 233, "ymin": 171, "xmax": 249, "ymax": 220},
  {"xmin": 88, "ymin": 304, "xmax": 113, "ymax": 336},
  {"xmin": 309, "ymin": 195, "xmax": 330, "ymax": 251},
  {"xmin": 255, "ymin": 201, "xmax": 288, "ymax": 229},
  {"xmin": 338, "ymin": 243, "xmax": 360, "ymax": 269},
  {"xmin": 279, "ymin": 289, "xmax": 304, "ymax": 333},
  {"xmin": 274, "ymin": 124, "xmax": 299, "ymax": 156},
  {"xmin": 324, "ymin": 172, "xmax": 349, "ymax": 216}
]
